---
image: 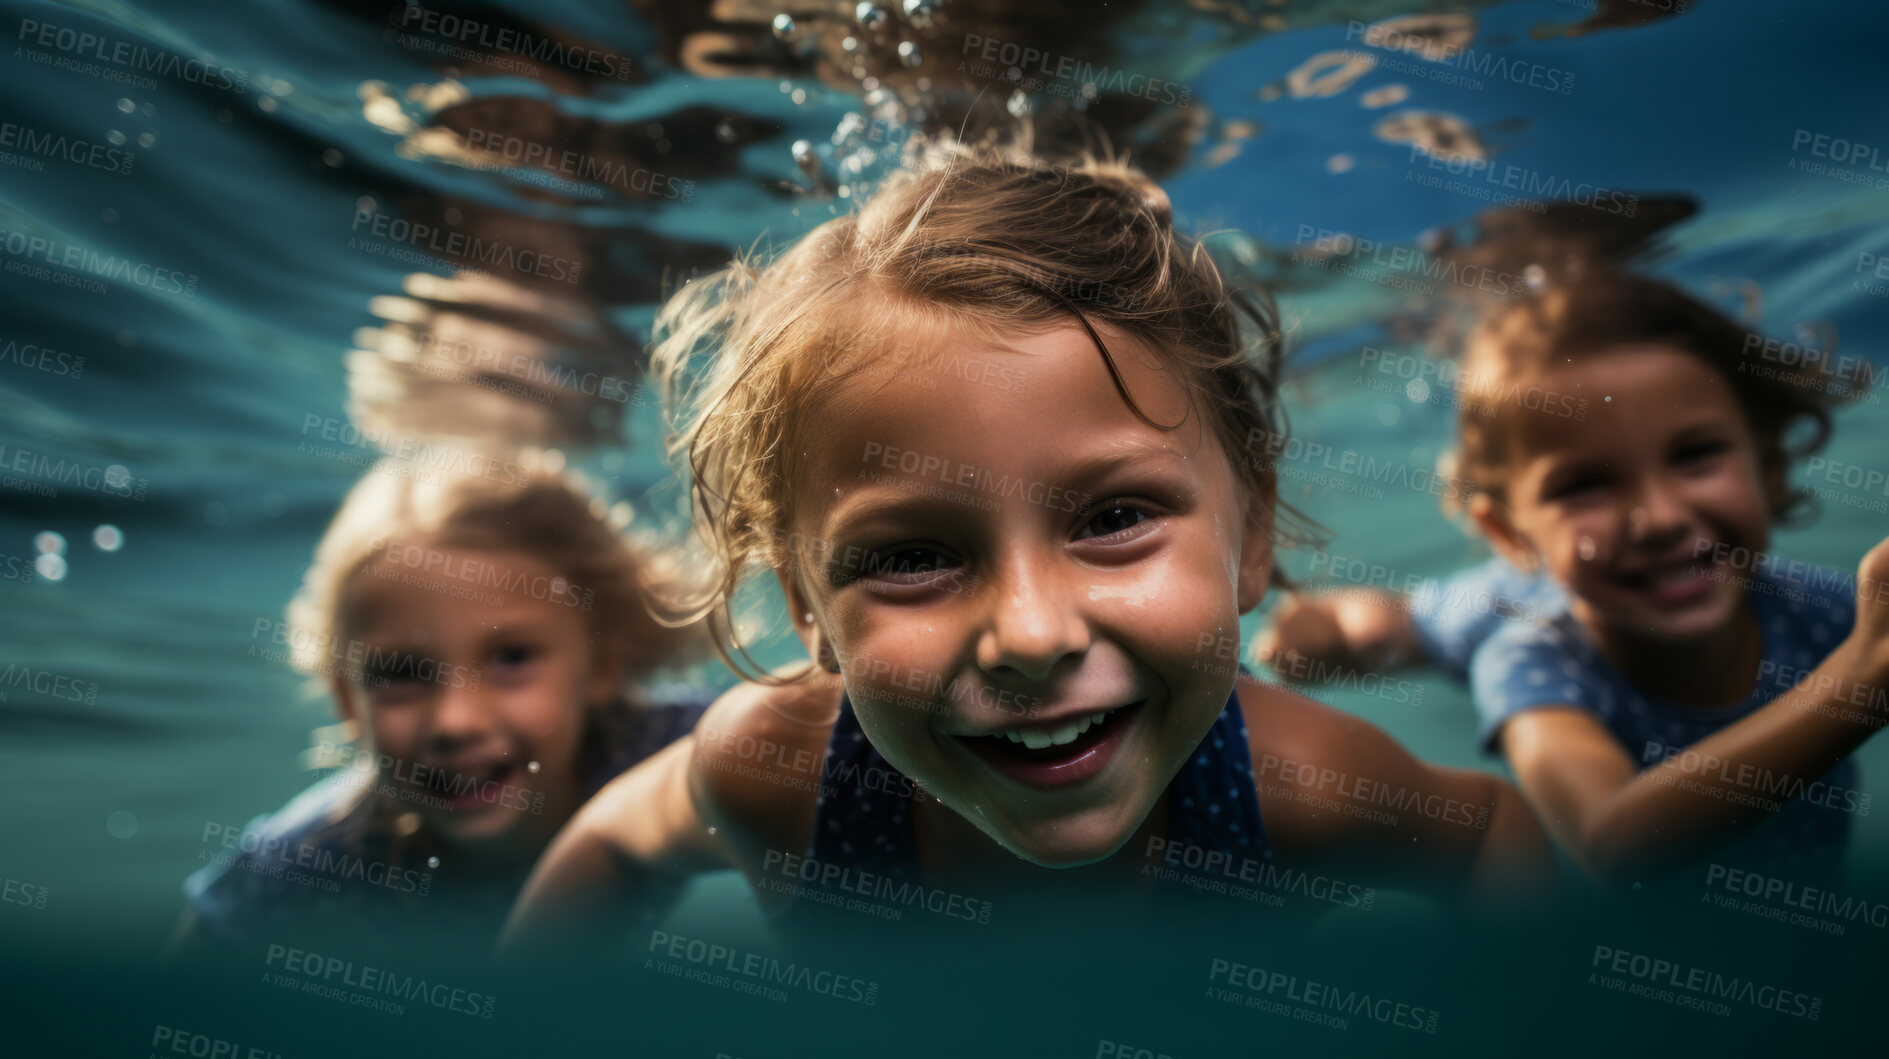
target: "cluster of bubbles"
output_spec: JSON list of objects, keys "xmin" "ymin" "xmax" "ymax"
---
[
  {"xmin": 774, "ymin": 0, "xmax": 948, "ymax": 201},
  {"xmin": 31, "ymin": 524, "xmax": 125, "ymax": 582}
]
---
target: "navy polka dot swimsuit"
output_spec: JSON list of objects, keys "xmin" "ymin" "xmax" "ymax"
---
[{"xmin": 775, "ymin": 689, "xmax": 1271, "ymax": 917}]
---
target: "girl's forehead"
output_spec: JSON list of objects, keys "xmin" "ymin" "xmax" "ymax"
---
[
  {"xmin": 809, "ymin": 322, "xmax": 1197, "ymax": 460},
  {"xmin": 1510, "ymin": 345, "xmax": 1746, "ymax": 453},
  {"xmin": 787, "ymin": 322, "xmax": 1228, "ymax": 534}
]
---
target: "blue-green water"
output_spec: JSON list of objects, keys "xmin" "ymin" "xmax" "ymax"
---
[{"xmin": 4, "ymin": 0, "xmax": 1889, "ymax": 1054}]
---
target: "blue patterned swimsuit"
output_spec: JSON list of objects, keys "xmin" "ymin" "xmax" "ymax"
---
[{"xmin": 762, "ymin": 689, "xmax": 1272, "ymax": 929}]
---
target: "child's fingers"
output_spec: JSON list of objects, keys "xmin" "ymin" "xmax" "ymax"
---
[{"xmin": 1858, "ymin": 536, "xmax": 1889, "ymax": 609}]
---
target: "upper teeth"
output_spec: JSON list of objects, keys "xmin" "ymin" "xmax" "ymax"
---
[{"xmin": 992, "ymin": 711, "xmax": 1110, "ymax": 749}]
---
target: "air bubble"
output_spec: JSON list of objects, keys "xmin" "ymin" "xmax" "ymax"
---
[
  {"xmin": 116, "ymin": 98, "xmax": 135, "ymax": 114},
  {"xmin": 527, "ymin": 761, "xmax": 541, "ymax": 774},
  {"xmin": 856, "ymin": 2, "xmax": 887, "ymax": 29},
  {"xmin": 321, "ymin": 147, "xmax": 343, "ymax": 167},
  {"xmin": 897, "ymin": 41, "xmax": 921, "ymax": 67},
  {"xmin": 1405, "ymin": 378, "xmax": 1431, "ymax": 403},
  {"xmin": 771, "ymin": 13, "xmax": 796, "ymax": 40},
  {"xmin": 35, "ymin": 554, "xmax": 66, "ymax": 581},
  {"xmin": 104, "ymin": 465, "xmax": 131, "ymax": 489},
  {"xmin": 1523, "ymin": 263, "xmax": 1547, "ymax": 293},
  {"xmin": 137, "ymin": 132, "xmax": 156, "ymax": 148},
  {"xmin": 92, "ymin": 525, "xmax": 123, "ymax": 552},
  {"xmin": 107, "ymin": 811, "xmax": 138, "ymax": 839},
  {"xmin": 35, "ymin": 532, "xmax": 65, "ymax": 555},
  {"xmin": 106, "ymin": 130, "xmax": 126, "ymax": 146},
  {"xmin": 427, "ymin": 856, "xmax": 440, "ymax": 869}
]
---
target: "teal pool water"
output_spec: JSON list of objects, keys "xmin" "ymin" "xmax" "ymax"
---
[{"xmin": 4, "ymin": 0, "xmax": 1889, "ymax": 1054}]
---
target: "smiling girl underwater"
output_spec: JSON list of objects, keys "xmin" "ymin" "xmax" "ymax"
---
[
  {"xmin": 175, "ymin": 455, "xmax": 707, "ymax": 954},
  {"xmin": 503, "ymin": 146, "xmax": 1558, "ymax": 951},
  {"xmin": 1259, "ymin": 271, "xmax": 1889, "ymax": 885}
]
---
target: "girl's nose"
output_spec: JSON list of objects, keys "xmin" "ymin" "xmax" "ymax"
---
[
  {"xmin": 427, "ymin": 681, "xmax": 498, "ymax": 751},
  {"xmin": 1626, "ymin": 476, "xmax": 1691, "ymax": 545},
  {"xmin": 976, "ymin": 556, "xmax": 1089, "ymax": 682}
]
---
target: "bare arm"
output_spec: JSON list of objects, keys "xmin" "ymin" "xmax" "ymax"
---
[
  {"xmin": 500, "ymin": 737, "xmax": 731, "ymax": 960},
  {"xmin": 500, "ymin": 672, "xmax": 841, "ymax": 960},
  {"xmin": 1502, "ymin": 538, "xmax": 1889, "ymax": 884},
  {"xmin": 1253, "ymin": 589, "xmax": 1425, "ymax": 681},
  {"xmin": 1242, "ymin": 678, "xmax": 1558, "ymax": 916}
]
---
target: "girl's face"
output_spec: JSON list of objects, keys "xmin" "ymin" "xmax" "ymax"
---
[
  {"xmin": 336, "ymin": 547, "xmax": 610, "ymax": 855},
  {"xmin": 1476, "ymin": 344, "xmax": 1773, "ymax": 644},
  {"xmin": 785, "ymin": 320, "xmax": 1273, "ymax": 868}
]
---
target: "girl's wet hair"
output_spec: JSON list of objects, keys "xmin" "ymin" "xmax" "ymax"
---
[
  {"xmin": 288, "ymin": 454, "xmax": 701, "ymax": 691},
  {"xmin": 1448, "ymin": 269, "xmax": 1861, "ymax": 522},
  {"xmin": 650, "ymin": 142, "xmax": 1306, "ymax": 680}
]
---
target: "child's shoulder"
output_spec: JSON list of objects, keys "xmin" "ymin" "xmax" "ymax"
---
[
  {"xmin": 686, "ymin": 670, "xmax": 846, "ymax": 853},
  {"xmin": 182, "ymin": 773, "xmax": 372, "ymax": 941},
  {"xmin": 1234, "ymin": 673, "xmax": 1397, "ymax": 770}
]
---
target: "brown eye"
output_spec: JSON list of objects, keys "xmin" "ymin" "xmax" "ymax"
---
[
  {"xmin": 1076, "ymin": 504, "xmax": 1148, "ymax": 540},
  {"xmin": 1673, "ymin": 439, "xmax": 1728, "ymax": 466}
]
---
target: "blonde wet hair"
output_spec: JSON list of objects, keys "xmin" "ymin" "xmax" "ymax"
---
[
  {"xmin": 650, "ymin": 142, "xmax": 1306, "ymax": 680},
  {"xmin": 287, "ymin": 453, "xmax": 699, "ymax": 694}
]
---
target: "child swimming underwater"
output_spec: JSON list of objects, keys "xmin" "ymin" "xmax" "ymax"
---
[
  {"xmin": 175, "ymin": 454, "xmax": 706, "ymax": 953},
  {"xmin": 502, "ymin": 145, "xmax": 1557, "ymax": 951},
  {"xmin": 1259, "ymin": 271, "xmax": 1889, "ymax": 885}
]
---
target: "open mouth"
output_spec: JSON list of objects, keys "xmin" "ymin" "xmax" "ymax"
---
[
  {"xmin": 955, "ymin": 701, "xmax": 1144, "ymax": 792},
  {"xmin": 425, "ymin": 760, "xmax": 518, "ymax": 810},
  {"xmin": 1618, "ymin": 559, "xmax": 1716, "ymax": 607}
]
